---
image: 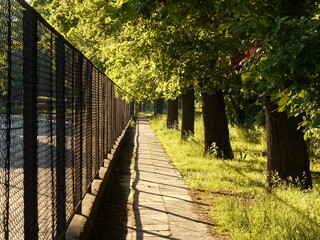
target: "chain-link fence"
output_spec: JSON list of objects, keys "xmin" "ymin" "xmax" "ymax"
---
[{"xmin": 0, "ymin": 0, "xmax": 132, "ymax": 239}]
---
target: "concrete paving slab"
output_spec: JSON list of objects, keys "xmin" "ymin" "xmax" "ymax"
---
[
  {"xmin": 136, "ymin": 230, "xmax": 171, "ymax": 238},
  {"xmin": 127, "ymin": 116, "xmax": 218, "ymax": 240},
  {"xmin": 134, "ymin": 205, "xmax": 167, "ymax": 212},
  {"xmin": 172, "ymin": 232, "xmax": 213, "ymax": 240},
  {"xmin": 143, "ymin": 237, "xmax": 175, "ymax": 240},
  {"xmin": 136, "ymin": 217, "xmax": 168, "ymax": 226},
  {"xmin": 142, "ymin": 224, "xmax": 170, "ymax": 231},
  {"xmin": 137, "ymin": 214, "xmax": 169, "ymax": 222},
  {"xmin": 163, "ymin": 194, "xmax": 193, "ymax": 201}
]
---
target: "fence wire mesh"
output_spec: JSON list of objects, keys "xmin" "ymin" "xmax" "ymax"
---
[{"xmin": 0, "ymin": 1, "xmax": 132, "ymax": 239}]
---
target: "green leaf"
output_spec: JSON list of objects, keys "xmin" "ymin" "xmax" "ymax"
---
[
  {"xmin": 170, "ymin": 13, "xmax": 182, "ymax": 24},
  {"xmin": 159, "ymin": 9, "xmax": 168, "ymax": 21},
  {"xmin": 312, "ymin": 116, "xmax": 320, "ymax": 128},
  {"xmin": 275, "ymin": 18, "xmax": 282, "ymax": 32},
  {"xmin": 260, "ymin": 17, "xmax": 270, "ymax": 28}
]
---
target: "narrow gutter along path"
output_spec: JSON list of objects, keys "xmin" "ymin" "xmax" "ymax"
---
[{"xmin": 127, "ymin": 116, "xmax": 217, "ymax": 240}]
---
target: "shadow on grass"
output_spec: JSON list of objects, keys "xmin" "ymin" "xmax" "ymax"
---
[{"xmin": 311, "ymin": 171, "xmax": 320, "ymax": 185}]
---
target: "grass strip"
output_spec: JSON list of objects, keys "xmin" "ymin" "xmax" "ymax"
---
[{"xmin": 149, "ymin": 114, "xmax": 320, "ymax": 240}]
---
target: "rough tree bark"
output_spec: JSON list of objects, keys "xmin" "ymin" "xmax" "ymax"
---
[
  {"xmin": 265, "ymin": 96, "xmax": 312, "ymax": 189},
  {"xmin": 167, "ymin": 99, "xmax": 179, "ymax": 128},
  {"xmin": 181, "ymin": 87, "xmax": 195, "ymax": 139},
  {"xmin": 154, "ymin": 98, "xmax": 163, "ymax": 116},
  {"xmin": 202, "ymin": 89, "xmax": 234, "ymax": 159}
]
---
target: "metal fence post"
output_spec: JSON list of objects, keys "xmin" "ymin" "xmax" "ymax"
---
[
  {"xmin": 107, "ymin": 80, "xmax": 112, "ymax": 153},
  {"xmin": 55, "ymin": 37, "xmax": 66, "ymax": 239},
  {"xmin": 85, "ymin": 62, "xmax": 93, "ymax": 190},
  {"xmin": 23, "ymin": 8, "xmax": 38, "ymax": 240},
  {"xmin": 112, "ymin": 84, "xmax": 115, "ymax": 146},
  {"xmin": 103, "ymin": 78, "xmax": 108, "ymax": 158},
  {"xmin": 4, "ymin": 1, "xmax": 13, "ymax": 239},
  {"xmin": 74, "ymin": 52, "xmax": 83, "ymax": 213}
]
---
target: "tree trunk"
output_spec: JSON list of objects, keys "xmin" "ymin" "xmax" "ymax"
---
[
  {"xmin": 130, "ymin": 101, "xmax": 135, "ymax": 117},
  {"xmin": 154, "ymin": 98, "xmax": 163, "ymax": 116},
  {"xmin": 202, "ymin": 90, "xmax": 234, "ymax": 159},
  {"xmin": 234, "ymin": 105, "xmax": 245, "ymax": 126},
  {"xmin": 142, "ymin": 101, "xmax": 147, "ymax": 112},
  {"xmin": 138, "ymin": 102, "xmax": 143, "ymax": 112},
  {"xmin": 167, "ymin": 99, "xmax": 179, "ymax": 128},
  {"xmin": 265, "ymin": 96, "xmax": 312, "ymax": 189},
  {"xmin": 181, "ymin": 88, "xmax": 195, "ymax": 139}
]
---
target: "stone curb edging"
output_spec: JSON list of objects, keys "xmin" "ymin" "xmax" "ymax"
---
[
  {"xmin": 125, "ymin": 119, "xmax": 139, "ymax": 240},
  {"xmin": 65, "ymin": 120, "xmax": 132, "ymax": 240}
]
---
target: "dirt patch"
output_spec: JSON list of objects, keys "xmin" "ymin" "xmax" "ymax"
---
[{"xmin": 188, "ymin": 189, "xmax": 229, "ymax": 239}]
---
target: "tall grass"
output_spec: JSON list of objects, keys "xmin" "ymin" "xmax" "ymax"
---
[{"xmin": 149, "ymin": 114, "xmax": 320, "ymax": 240}]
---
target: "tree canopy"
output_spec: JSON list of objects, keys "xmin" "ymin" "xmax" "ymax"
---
[{"xmin": 31, "ymin": 0, "xmax": 320, "ymax": 134}]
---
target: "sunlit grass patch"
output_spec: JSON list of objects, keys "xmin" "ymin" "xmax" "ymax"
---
[
  {"xmin": 149, "ymin": 114, "xmax": 320, "ymax": 239},
  {"xmin": 150, "ymin": 115, "xmax": 267, "ymax": 193},
  {"xmin": 217, "ymin": 187, "xmax": 320, "ymax": 240}
]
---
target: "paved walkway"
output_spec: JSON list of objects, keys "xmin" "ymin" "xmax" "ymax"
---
[{"xmin": 127, "ymin": 116, "xmax": 216, "ymax": 240}]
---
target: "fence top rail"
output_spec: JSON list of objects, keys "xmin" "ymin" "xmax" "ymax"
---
[
  {"xmin": 17, "ymin": 0, "xmax": 83, "ymax": 60},
  {"xmin": 16, "ymin": 0, "xmax": 129, "ymax": 96}
]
